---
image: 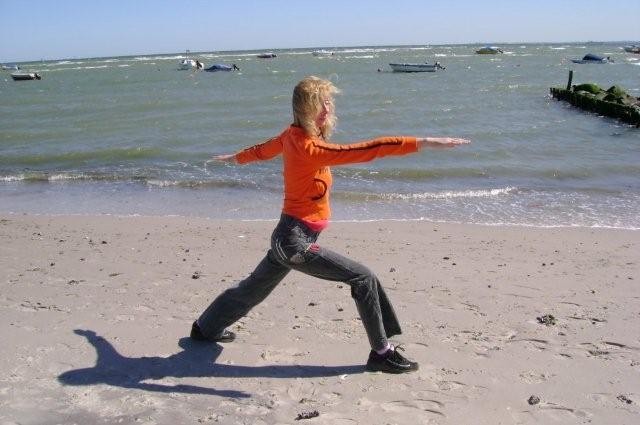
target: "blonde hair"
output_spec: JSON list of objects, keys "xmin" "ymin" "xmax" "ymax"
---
[{"xmin": 292, "ymin": 76, "xmax": 340, "ymax": 139}]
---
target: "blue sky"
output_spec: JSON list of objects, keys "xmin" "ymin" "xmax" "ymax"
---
[{"xmin": 1, "ymin": 0, "xmax": 639, "ymax": 62}]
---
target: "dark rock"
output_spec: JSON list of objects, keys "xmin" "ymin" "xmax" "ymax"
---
[
  {"xmin": 536, "ymin": 314, "xmax": 557, "ymax": 326},
  {"xmin": 527, "ymin": 395, "xmax": 541, "ymax": 405},
  {"xmin": 617, "ymin": 394, "xmax": 633, "ymax": 404},
  {"xmin": 295, "ymin": 410, "xmax": 320, "ymax": 420}
]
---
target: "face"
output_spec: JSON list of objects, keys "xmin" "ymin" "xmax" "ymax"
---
[{"xmin": 315, "ymin": 97, "xmax": 333, "ymax": 128}]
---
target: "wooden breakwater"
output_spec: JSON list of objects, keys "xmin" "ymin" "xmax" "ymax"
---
[{"xmin": 550, "ymin": 71, "xmax": 640, "ymax": 126}]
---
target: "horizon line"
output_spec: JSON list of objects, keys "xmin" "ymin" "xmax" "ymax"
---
[{"xmin": 2, "ymin": 39, "xmax": 637, "ymax": 64}]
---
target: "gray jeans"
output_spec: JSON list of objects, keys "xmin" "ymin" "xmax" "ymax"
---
[{"xmin": 197, "ymin": 214, "xmax": 402, "ymax": 351}]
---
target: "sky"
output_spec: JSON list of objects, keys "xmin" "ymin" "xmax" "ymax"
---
[{"xmin": 1, "ymin": 0, "xmax": 639, "ymax": 62}]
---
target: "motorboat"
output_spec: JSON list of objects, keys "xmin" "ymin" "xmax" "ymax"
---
[
  {"xmin": 312, "ymin": 49, "xmax": 334, "ymax": 57},
  {"xmin": 2, "ymin": 64, "xmax": 20, "ymax": 71},
  {"xmin": 11, "ymin": 73, "xmax": 41, "ymax": 81},
  {"xmin": 571, "ymin": 53, "xmax": 612, "ymax": 64},
  {"xmin": 476, "ymin": 46, "xmax": 504, "ymax": 54},
  {"xmin": 388, "ymin": 62, "xmax": 445, "ymax": 72},
  {"xmin": 178, "ymin": 49, "xmax": 203, "ymax": 70},
  {"xmin": 623, "ymin": 45, "xmax": 640, "ymax": 54},
  {"xmin": 257, "ymin": 52, "xmax": 277, "ymax": 58},
  {"xmin": 205, "ymin": 64, "xmax": 240, "ymax": 72},
  {"xmin": 178, "ymin": 59, "xmax": 198, "ymax": 70}
]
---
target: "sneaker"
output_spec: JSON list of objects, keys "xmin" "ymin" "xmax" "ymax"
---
[
  {"xmin": 365, "ymin": 345, "xmax": 419, "ymax": 373},
  {"xmin": 190, "ymin": 321, "xmax": 236, "ymax": 343}
]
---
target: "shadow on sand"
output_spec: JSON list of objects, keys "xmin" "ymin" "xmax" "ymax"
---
[{"xmin": 58, "ymin": 329, "xmax": 365, "ymax": 397}]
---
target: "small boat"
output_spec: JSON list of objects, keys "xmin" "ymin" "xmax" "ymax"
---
[
  {"xmin": 476, "ymin": 46, "xmax": 504, "ymax": 54},
  {"xmin": 178, "ymin": 59, "xmax": 198, "ymax": 70},
  {"xmin": 312, "ymin": 49, "xmax": 334, "ymax": 57},
  {"xmin": 11, "ymin": 73, "xmax": 41, "ymax": 81},
  {"xmin": 257, "ymin": 52, "xmax": 277, "ymax": 58},
  {"xmin": 205, "ymin": 64, "xmax": 240, "ymax": 72},
  {"xmin": 178, "ymin": 50, "xmax": 203, "ymax": 70},
  {"xmin": 2, "ymin": 64, "xmax": 20, "ymax": 71},
  {"xmin": 388, "ymin": 62, "xmax": 445, "ymax": 73},
  {"xmin": 623, "ymin": 45, "xmax": 640, "ymax": 54},
  {"xmin": 571, "ymin": 53, "xmax": 612, "ymax": 64}
]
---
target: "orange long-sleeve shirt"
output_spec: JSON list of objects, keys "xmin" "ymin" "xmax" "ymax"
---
[{"xmin": 235, "ymin": 125, "xmax": 418, "ymax": 222}]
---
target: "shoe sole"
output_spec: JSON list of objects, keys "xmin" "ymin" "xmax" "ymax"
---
[
  {"xmin": 365, "ymin": 364, "xmax": 419, "ymax": 374},
  {"xmin": 191, "ymin": 323, "xmax": 236, "ymax": 343}
]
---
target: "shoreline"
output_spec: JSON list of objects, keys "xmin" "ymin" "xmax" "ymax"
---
[
  {"xmin": 1, "ymin": 214, "xmax": 638, "ymax": 424},
  {"xmin": 2, "ymin": 210, "xmax": 640, "ymax": 231}
]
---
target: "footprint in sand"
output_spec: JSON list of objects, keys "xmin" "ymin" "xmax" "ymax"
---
[
  {"xmin": 519, "ymin": 370, "xmax": 552, "ymax": 384},
  {"xmin": 538, "ymin": 402, "xmax": 593, "ymax": 421},
  {"xmin": 436, "ymin": 379, "xmax": 488, "ymax": 395},
  {"xmin": 436, "ymin": 380, "xmax": 466, "ymax": 391},
  {"xmin": 589, "ymin": 392, "xmax": 621, "ymax": 408},
  {"xmin": 508, "ymin": 338, "xmax": 549, "ymax": 351},
  {"xmin": 379, "ymin": 398, "xmax": 445, "ymax": 417},
  {"xmin": 133, "ymin": 304, "xmax": 155, "ymax": 312}
]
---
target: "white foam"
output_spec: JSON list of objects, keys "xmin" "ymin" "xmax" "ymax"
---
[{"xmin": 384, "ymin": 187, "xmax": 516, "ymax": 200}]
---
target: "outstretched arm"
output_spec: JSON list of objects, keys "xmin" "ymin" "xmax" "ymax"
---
[
  {"xmin": 209, "ymin": 136, "xmax": 283, "ymax": 165},
  {"xmin": 417, "ymin": 137, "xmax": 471, "ymax": 149},
  {"xmin": 308, "ymin": 135, "xmax": 471, "ymax": 167}
]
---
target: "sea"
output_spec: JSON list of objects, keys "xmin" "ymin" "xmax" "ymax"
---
[{"xmin": 1, "ymin": 43, "xmax": 639, "ymax": 229}]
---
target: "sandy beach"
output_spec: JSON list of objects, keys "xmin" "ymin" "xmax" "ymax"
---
[{"xmin": 0, "ymin": 214, "xmax": 638, "ymax": 424}]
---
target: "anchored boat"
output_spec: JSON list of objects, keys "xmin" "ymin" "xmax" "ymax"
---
[
  {"xmin": 475, "ymin": 46, "xmax": 504, "ymax": 54},
  {"xmin": 571, "ymin": 53, "xmax": 612, "ymax": 64},
  {"xmin": 388, "ymin": 62, "xmax": 444, "ymax": 72},
  {"xmin": 11, "ymin": 73, "xmax": 41, "ymax": 81}
]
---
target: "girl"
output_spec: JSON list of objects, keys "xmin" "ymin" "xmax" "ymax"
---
[{"xmin": 192, "ymin": 76, "xmax": 470, "ymax": 373}]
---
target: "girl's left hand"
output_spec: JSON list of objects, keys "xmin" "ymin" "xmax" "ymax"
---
[
  {"xmin": 209, "ymin": 154, "xmax": 237, "ymax": 163},
  {"xmin": 418, "ymin": 137, "xmax": 471, "ymax": 148}
]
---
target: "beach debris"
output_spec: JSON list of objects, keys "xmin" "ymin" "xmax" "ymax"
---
[
  {"xmin": 389, "ymin": 267, "xmax": 396, "ymax": 272},
  {"xmin": 536, "ymin": 314, "xmax": 557, "ymax": 326},
  {"xmin": 617, "ymin": 394, "xmax": 633, "ymax": 404},
  {"xmin": 192, "ymin": 271, "xmax": 201, "ymax": 279},
  {"xmin": 527, "ymin": 395, "xmax": 541, "ymax": 405},
  {"xmin": 295, "ymin": 410, "xmax": 319, "ymax": 420}
]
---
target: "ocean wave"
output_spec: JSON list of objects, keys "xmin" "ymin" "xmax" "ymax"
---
[
  {"xmin": 340, "ymin": 47, "xmax": 397, "ymax": 54},
  {"xmin": 382, "ymin": 187, "xmax": 517, "ymax": 200},
  {"xmin": 1, "ymin": 147, "xmax": 167, "ymax": 166},
  {"xmin": 135, "ymin": 55, "xmax": 186, "ymax": 61},
  {"xmin": 40, "ymin": 65, "xmax": 111, "ymax": 72},
  {"xmin": 343, "ymin": 55, "xmax": 376, "ymax": 59},
  {"xmin": 0, "ymin": 172, "xmax": 122, "ymax": 183},
  {"xmin": 145, "ymin": 179, "xmax": 263, "ymax": 190}
]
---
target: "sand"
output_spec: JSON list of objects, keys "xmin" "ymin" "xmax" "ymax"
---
[{"xmin": 0, "ymin": 214, "xmax": 638, "ymax": 424}]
